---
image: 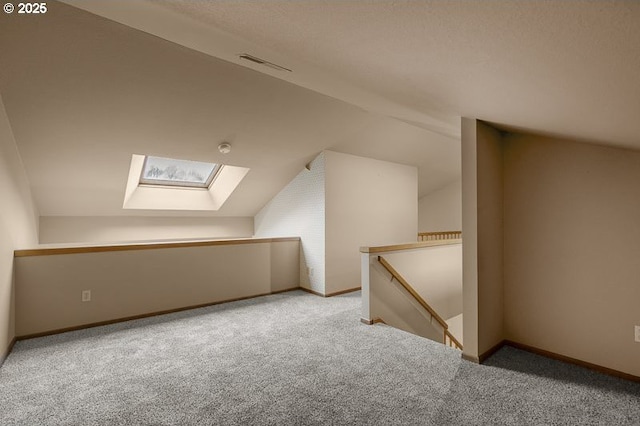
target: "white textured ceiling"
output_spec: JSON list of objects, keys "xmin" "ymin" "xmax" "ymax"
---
[
  {"xmin": 66, "ymin": 0, "xmax": 640, "ymax": 149},
  {"xmin": 4, "ymin": 0, "xmax": 638, "ymax": 219},
  {"xmin": 0, "ymin": 2, "xmax": 459, "ymax": 217}
]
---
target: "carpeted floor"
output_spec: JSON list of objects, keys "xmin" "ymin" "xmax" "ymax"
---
[{"xmin": 0, "ymin": 290, "xmax": 638, "ymax": 425}]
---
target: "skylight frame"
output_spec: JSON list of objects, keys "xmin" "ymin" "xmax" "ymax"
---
[{"xmin": 139, "ymin": 155, "xmax": 223, "ymax": 189}]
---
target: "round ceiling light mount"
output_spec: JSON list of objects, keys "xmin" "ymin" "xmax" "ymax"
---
[{"xmin": 218, "ymin": 142, "xmax": 231, "ymax": 154}]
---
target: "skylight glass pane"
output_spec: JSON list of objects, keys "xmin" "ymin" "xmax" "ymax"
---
[{"xmin": 140, "ymin": 156, "xmax": 220, "ymax": 188}]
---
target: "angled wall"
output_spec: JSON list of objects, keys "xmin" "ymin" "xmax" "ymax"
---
[
  {"xmin": 254, "ymin": 152, "xmax": 325, "ymax": 293},
  {"xmin": 0, "ymin": 93, "xmax": 39, "ymax": 360},
  {"xmin": 255, "ymin": 150, "xmax": 418, "ymax": 296}
]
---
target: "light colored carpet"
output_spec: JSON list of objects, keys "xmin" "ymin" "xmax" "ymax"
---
[{"xmin": 0, "ymin": 290, "xmax": 638, "ymax": 425}]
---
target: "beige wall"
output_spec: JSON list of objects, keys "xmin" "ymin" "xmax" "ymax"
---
[
  {"xmin": 39, "ymin": 216, "xmax": 254, "ymax": 245},
  {"xmin": 463, "ymin": 119, "xmax": 640, "ymax": 376},
  {"xmin": 0, "ymin": 94, "xmax": 39, "ymax": 359},
  {"xmin": 368, "ymin": 254, "xmax": 444, "ymax": 343},
  {"xmin": 325, "ymin": 151, "xmax": 418, "ymax": 294},
  {"xmin": 418, "ymin": 178, "xmax": 462, "ymax": 233},
  {"xmin": 385, "ymin": 244, "xmax": 462, "ymax": 321},
  {"xmin": 461, "ymin": 118, "xmax": 504, "ymax": 361},
  {"xmin": 461, "ymin": 118, "xmax": 479, "ymax": 359},
  {"xmin": 15, "ymin": 239, "xmax": 299, "ymax": 336},
  {"xmin": 475, "ymin": 121, "xmax": 504, "ymax": 355},
  {"xmin": 503, "ymin": 133, "xmax": 640, "ymax": 377},
  {"xmin": 0, "ymin": 221, "xmax": 16, "ymax": 360}
]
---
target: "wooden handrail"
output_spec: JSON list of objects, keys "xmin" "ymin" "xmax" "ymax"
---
[
  {"xmin": 377, "ymin": 256, "xmax": 449, "ymax": 330},
  {"xmin": 377, "ymin": 255, "xmax": 462, "ymax": 350},
  {"xmin": 14, "ymin": 237, "xmax": 300, "ymax": 257},
  {"xmin": 361, "ymin": 239, "xmax": 461, "ymax": 254}
]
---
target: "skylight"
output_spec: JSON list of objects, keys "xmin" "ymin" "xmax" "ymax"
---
[
  {"xmin": 139, "ymin": 156, "xmax": 221, "ymax": 189},
  {"xmin": 124, "ymin": 154, "xmax": 250, "ymax": 211}
]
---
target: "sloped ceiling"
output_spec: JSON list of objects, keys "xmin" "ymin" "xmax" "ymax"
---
[
  {"xmin": 6, "ymin": 1, "xmax": 637, "ymax": 219},
  {"xmin": 65, "ymin": 0, "xmax": 640, "ymax": 149},
  {"xmin": 0, "ymin": 2, "xmax": 459, "ymax": 217}
]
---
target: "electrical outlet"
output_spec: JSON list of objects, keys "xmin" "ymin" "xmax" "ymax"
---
[
  {"xmin": 635, "ymin": 325, "xmax": 640, "ymax": 343},
  {"xmin": 81, "ymin": 290, "xmax": 91, "ymax": 302}
]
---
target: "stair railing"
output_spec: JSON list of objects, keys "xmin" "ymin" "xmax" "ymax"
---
[
  {"xmin": 377, "ymin": 255, "xmax": 463, "ymax": 350},
  {"xmin": 418, "ymin": 231, "xmax": 462, "ymax": 242}
]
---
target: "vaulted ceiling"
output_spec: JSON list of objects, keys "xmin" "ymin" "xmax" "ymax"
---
[
  {"xmin": 0, "ymin": 1, "xmax": 459, "ymax": 217},
  {"xmin": 64, "ymin": 0, "xmax": 640, "ymax": 148},
  {"xmin": 2, "ymin": 0, "xmax": 639, "ymax": 218}
]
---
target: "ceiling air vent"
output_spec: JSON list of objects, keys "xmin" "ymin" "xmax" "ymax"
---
[{"xmin": 238, "ymin": 54, "xmax": 292, "ymax": 72}]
